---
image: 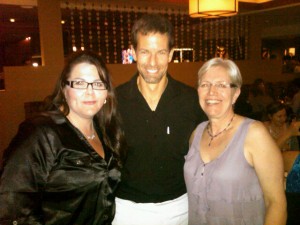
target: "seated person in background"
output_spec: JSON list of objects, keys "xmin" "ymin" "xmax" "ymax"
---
[
  {"xmin": 264, "ymin": 101, "xmax": 300, "ymax": 151},
  {"xmin": 282, "ymin": 150, "xmax": 300, "ymax": 225}
]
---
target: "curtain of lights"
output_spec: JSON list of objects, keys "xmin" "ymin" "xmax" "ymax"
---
[{"xmin": 63, "ymin": 1, "xmax": 249, "ymax": 64}]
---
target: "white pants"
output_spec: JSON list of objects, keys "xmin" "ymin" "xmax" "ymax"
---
[{"xmin": 112, "ymin": 194, "xmax": 188, "ymax": 225}]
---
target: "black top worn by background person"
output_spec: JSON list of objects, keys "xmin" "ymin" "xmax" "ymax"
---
[
  {"xmin": 0, "ymin": 110, "xmax": 120, "ymax": 225},
  {"xmin": 116, "ymin": 74, "xmax": 206, "ymax": 203}
]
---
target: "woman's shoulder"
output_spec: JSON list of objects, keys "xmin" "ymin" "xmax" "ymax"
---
[
  {"xmin": 2, "ymin": 112, "xmax": 65, "ymax": 168},
  {"xmin": 244, "ymin": 118, "xmax": 279, "ymax": 152},
  {"xmin": 198, "ymin": 120, "xmax": 209, "ymax": 130},
  {"xmin": 24, "ymin": 110, "xmax": 66, "ymax": 126},
  {"xmin": 10, "ymin": 111, "xmax": 67, "ymax": 146},
  {"xmin": 247, "ymin": 118, "xmax": 268, "ymax": 132}
]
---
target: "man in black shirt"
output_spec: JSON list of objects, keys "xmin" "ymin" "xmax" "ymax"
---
[{"xmin": 113, "ymin": 14, "xmax": 206, "ymax": 225}]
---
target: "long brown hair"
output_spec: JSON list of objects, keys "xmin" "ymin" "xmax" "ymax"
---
[{"xmin": 45, "ymin": 51, "xmax": 126, "ymax": 166}]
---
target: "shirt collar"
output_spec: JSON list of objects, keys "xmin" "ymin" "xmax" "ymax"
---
[{"xmin": 125, "ymin": 73, "xmax": 181, "ymax": 100}]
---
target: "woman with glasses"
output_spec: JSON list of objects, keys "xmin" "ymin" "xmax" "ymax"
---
[
  {"xmin": 0, "ymin": 51, "xmax": 126, "ymax": 225},
  {"xmin": 184, "ymin": 58, "xmax": 286, "ymax": 225}
]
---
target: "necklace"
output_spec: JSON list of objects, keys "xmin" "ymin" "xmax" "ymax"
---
[
  {"xmin": 86, "ymin": 133, "xmax": 95, "ymax": 140},
  {"xmin": 85, "ymin": 123, "xmax": 96, "ymax": 140},
  {"xmin": 207, "ymin": 114, "xmax": 235, "ymax": 146}
]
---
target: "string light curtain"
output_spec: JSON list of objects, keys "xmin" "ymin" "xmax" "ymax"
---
[{"xmin": 62, "ymin": 1, "xmax": 248, "ymax": 63}]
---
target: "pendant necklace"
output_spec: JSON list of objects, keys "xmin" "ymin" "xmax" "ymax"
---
[
  {"xmin": 207, "ymin": 114, "xmax": 235, "ymax": 147},
  {"xmin": 86, "ymin": 123, "xmax": 95, "ymax": 140},
  {"xmin": 86, "ymin": 132, "xmax": 95, "ymax": 140}
]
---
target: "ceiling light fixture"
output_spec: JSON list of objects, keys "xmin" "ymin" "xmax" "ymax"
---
[
  {"xmin": 239, "ymin": 0, "xmax": 273, "ymax": 3},
  {"xmin": 189, "ymin": 0, "xmax": 238, "ymax": 18},
  {"xmin": 189, "ymin": 0, "xmax": 274, "ymax": 18}
]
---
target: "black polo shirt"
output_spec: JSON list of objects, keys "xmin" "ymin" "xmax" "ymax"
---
[{"xmin": 116, "ymin": 74, "xmax": 206, "ymax": 203}]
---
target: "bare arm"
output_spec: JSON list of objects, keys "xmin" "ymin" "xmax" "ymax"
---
[{"xmin": 245, "ymin": 121, "xmax": 287, "ymax": 225}]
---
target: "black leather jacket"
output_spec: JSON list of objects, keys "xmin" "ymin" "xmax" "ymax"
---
[{"xmin": 0, "ymin": 111, "xmax": 121, "ymax": 225}]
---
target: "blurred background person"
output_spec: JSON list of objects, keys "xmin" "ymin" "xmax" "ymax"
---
[
  {"xmin": 249, "ymin": 78, "xmax": 274, "ymax": 121},
  {"xmin": 264, "ymin": 101, "xmax": 300, "ymax": 151},
  {"xmin": 234, "ymin": 85, "xmax": 255, "ymax": 119},
  {"xmin": 0, "ymin": 51, "xmax": 126, "ymax": 225},
  {"xmin": 184, "ymin": 58, "xmax": 286, "ymax": 225}
]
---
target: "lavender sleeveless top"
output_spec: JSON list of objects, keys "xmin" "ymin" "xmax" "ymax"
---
[{"xmin": 184, "ymin": 118, "xmax": 265, "ymax": 225}]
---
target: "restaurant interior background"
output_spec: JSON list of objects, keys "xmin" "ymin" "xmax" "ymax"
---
[{"xmin": 0, "ymin": 0, "xmax": 300, "ymax": 160}]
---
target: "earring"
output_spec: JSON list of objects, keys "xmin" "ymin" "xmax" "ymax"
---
[{"xmin": 104, "ymin": 99, "xmax": 107, "ymax": 104}]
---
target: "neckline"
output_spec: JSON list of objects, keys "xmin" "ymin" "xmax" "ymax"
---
[
  {"xmin": 136, "ymin": 76, "xmax": 168, "ymax": 111},
  {"xmin": 206, "ymin": 114, "xmax": 235, "ymax": 147},
  {"xmin": 199, "ymin": 117, "xmax": 247, "ymax": 165},
  {"xmin": 86, "ymin": 132, "xmax": 95, "ymax": 140}
]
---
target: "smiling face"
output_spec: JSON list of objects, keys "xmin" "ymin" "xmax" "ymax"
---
[
  {"xmin": 132, "ymin": 32, "xmax": 174, "ymax": 84},
  {"xmin": 198, "ymin": 66, "xmax": 240, "ymax": 119},
  {"xmin": 63, "ymin": 62, "xmax": 108, "ymax": 121}
]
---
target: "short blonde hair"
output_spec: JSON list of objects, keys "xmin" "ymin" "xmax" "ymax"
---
[{"xmin": 197, "ymin": 58, "xmax": 243, "ymax": 88}]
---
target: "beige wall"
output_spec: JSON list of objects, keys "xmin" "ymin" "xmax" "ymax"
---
[
  {"xmin": 0, "ymin": 0, "xmax": 299, "ymax": 161},
  {"xmin": 110, "ymin": 59, "xmax": 299, "ymax": 88},
  {"xmin": 0, "ymin": 0, "xmax": 64, "ymax": 161}
]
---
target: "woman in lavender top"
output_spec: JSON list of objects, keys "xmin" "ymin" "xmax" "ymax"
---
[{"xmin": 184, "ymin": 58, "xmax": 286, "ymax": 225}]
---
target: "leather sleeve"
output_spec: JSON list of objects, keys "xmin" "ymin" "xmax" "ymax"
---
[{"xmin": 0, "ymin": 120, "xmax": 56, "ymax": 224}]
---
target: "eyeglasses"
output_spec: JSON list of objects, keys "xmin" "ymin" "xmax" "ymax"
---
[
  {"xmin": 199, "ymin": 81, "xmax": 237, "ymax": 90},
  {"xmin": 65, "ymin": 80, "xmax": 107, "ymax": 90}
]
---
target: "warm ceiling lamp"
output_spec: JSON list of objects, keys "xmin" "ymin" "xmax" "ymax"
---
[
  {"xmin": 189, "ymin": 0, "xmax": 238, "ymax": 18},
  {"xmin": 239, "ymin": 0, "xmax": 273, "ymax": 3}
]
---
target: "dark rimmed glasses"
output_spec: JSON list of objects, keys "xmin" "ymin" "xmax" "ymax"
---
[{"xmin": 65, "ymin": 80, "xmax": 107, "ymax": 90}]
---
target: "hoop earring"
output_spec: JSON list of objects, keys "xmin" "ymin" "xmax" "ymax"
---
[{"xmin": 104, "ymin": 99, "xmax": 107, "ymax": 104}]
